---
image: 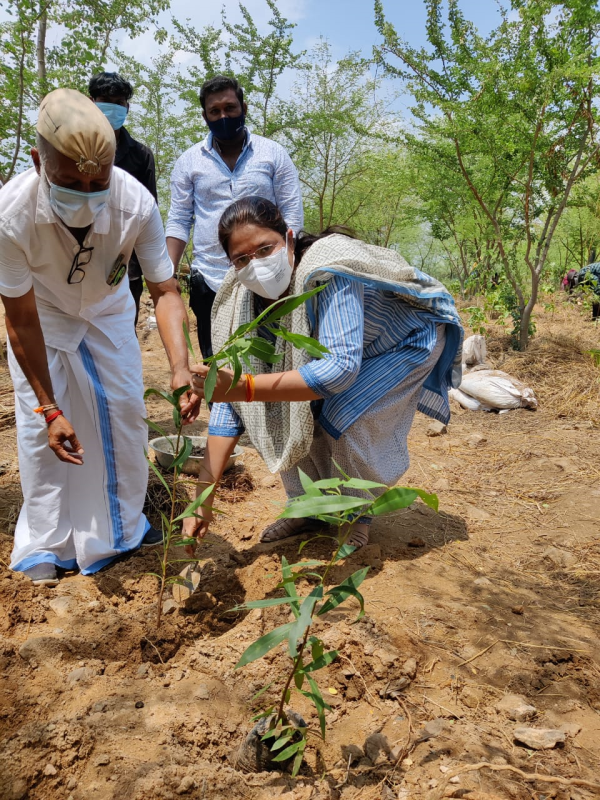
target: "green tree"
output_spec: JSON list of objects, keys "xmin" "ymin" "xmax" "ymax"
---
[{"xmin": 375, "ymin": 0, "xmax": 600, "ymax": 349}]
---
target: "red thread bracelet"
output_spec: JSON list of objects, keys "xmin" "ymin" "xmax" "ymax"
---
[{"xmin": 44, "ymin": 410, "xmax": 64, "ymax": 424}]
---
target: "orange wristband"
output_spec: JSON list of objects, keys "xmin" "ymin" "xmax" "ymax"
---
[{"xmin": 244, "ymin": 373, "xmax": 256, "ymax": 403}]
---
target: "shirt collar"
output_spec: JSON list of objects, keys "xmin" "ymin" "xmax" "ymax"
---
[
  {"xmin": 34, "ymin": 170, "xmax": 111, "ymax": 235},
  {"xmin": 204, "ymin": 128, "xmax": 252, "ymax": 153}
]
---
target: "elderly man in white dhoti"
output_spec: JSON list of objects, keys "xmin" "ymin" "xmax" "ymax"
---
[{"xmin": 0, "ymin": 88, "xmax": 199, "ymax": 586}]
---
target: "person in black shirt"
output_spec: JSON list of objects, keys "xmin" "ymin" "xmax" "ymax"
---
[{"xmin": 89, "ymin": 72, "xmax": 158, "ymax": 327}]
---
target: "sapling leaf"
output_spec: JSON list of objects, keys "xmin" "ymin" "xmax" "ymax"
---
[
  {"xmin": 172, "ymin": 384, "xmax": 191, "ymax": 402},
  {"xmin": 294, "ymin": 671, "xmax": 305, "ymax": 690},
  {"xmin": 288, "ymin": 585, "xmax": 323, "ymax": 657},
  {"xmin": 342, "ymin": 478, "xmax": 387, "ymax": 490},
  {"xmin": 183, "ymin": 321, "xmax": 196, "ymax": 359},
  {"xmin": 298, "ymin": 469, "xmax": 322, "ymax": 497},
  {"xmin": 172, "ymin": 406, "xmax": 182, "ymax": 429},
  {"xmin": 300, "ymin": 650, "xmax": 339, "ymax": 673},
  {"xmin": 144, "ymin": 387, "xmax": 176, "ymax": 406},
  {"xmin": 270, "ymin": 734, "xmax": 293, "ymax": 751},
  {"xmin": 251, "ymin": 682, "xmax": 273, "ymax": 702},
  {"xmin": 259, "ymin": 285, "xmax": 326, "ymax": 325},
  {"xmin": 231, "ymin": 596, "xmax": 302, "ymax": 611},
  {"xmin": 310, "ymin": 637, "xmax": 324, "ymax": 662},
  {"xmin": 246, "ymin": 338, "xmax": 283, "ymax": 364},
  {"xmin": 369, "ymin": 487, "xmax": 418, "ymax": 515},
  {"xmin": 228, "ymin": 348, "xmax": 242, "ymax": 393},
  {"xmin": 332, "ymin": 458, "xmax": 351, "ymax": 480},
  {"xmin": 144, "ymin": 418, "xmax": 170, "ymax": 440},
  {"xmin": 269, "ymin": 328, "xmax": 329, "ymax": 358},
  {"xmin": 145, "ymin": 451, "xmax": 172, "ymax": 496},
  {"xmin": 203, "ymin": 361, "xmax": 219, "ymax": 404},
  {"xmin": 252, "ymin": 706, "xmax": 275, "ymax": 722},
  {"xmin": 169, "ymin": 435, "xmax": 193, "ymax": 470},
  {"xmin": 307, "ymin": 676, "xmax": 330, "ymax": 738},
  {"xmin": 291, "ymin": 747, "xmax": 305, "ymax": 777},
  {"xmin": 281, "ymin": 556, "xmax": 301, "ymax": 619},
  {"xmin": 414, "ymin": 488, "xmax": 439, "ymax": 512},
  {"xmin": 318, "ymin": 567, "xmax": 370, "ymax": 619},
  {"xmin": 173, "ymin": 483, "xmax": 215, "ymax": 521},
  {"xmin": 281, "ymin": 495, "xmax": 371, "ymax": 518},
  {"xmin": 271, "ymin": 740, "xmax": 303, "ymax": 762},
  {"xmin": 332, "ymin": 543, "xmax": 357, "ymax": 562},
  {"xmin": 235, "ymin": 621, "xmax": 294, "ymax": 668},
  {"xmin": 285, "ymin": 560, "xmax": 326, "ymax": 569},
  {"xmin": 312, "ymin": 478, "xmax": 343, "ymax": 489}
]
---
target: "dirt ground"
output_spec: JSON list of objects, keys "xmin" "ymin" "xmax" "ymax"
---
[{"xmin": 0, "ymin": 293, "xmax": 599, "ymax": 800}]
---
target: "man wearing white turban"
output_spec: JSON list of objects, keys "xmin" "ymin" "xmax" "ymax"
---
[{"xmin": 0, "ymin": 89, "xmax": 200, "ymax": 585}]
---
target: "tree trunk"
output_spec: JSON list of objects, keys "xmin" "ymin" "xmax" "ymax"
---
[
  {"xmin": 519, "ymin": 272, "xmax": 539, "ymax": 351},
  {"xmin": 37, "ymin": 5, "xmax": 48, "ymax": 102}
]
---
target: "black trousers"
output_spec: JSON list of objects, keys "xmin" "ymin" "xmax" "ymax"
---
[
  {"xmin": 189, "ymin": 271, "xmax": 217, "ymax": 359},
  {"xmin": 130, "ymin": 277, "xmax": 144, "ymax": 328}
]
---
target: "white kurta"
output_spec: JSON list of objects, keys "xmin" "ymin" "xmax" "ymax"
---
[{"xmin": 0, "ymin": 167, "xmax": 173, "ymax": 574}]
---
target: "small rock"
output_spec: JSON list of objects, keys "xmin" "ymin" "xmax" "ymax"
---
[
  {"xmin": 418, "ymin": 718, "xmax": 446, "ymax": 741},
  {"xmin": 135, "ymin": 701, "xmax": 144, "ymax": 709},
  {"xmin": 449, "ymin": 776, "xmax": 460, "ymax": 784},
  {"xmin": 136, "ymin": 663, "xmax": 151, "ymax": 678},
  {"xmin": 464, "ymin": 503, "xmax": 491, "ymax": 520},
  {"xmin": 401, "ymin": 757, "xmax": 413, "ymax": 768},
  {"xmin": 94, "ymin": 755, "xmax": 111, "ymax": 767},
  {"xmin": 408, "ymin": 537, "xmax": 426, "ymax": 548},
  {"xmin": 426, "ymin": 421, "xmax": 447, "ymax": 437},
  {"xmin": 560, "ymin": 722, "xmax": 582, "ymax": 737},
  {"xmin": 172, "ymin": 564, "xmax": 202, "ymax": 603},
  {"xmin": 513, "ymin": 727, "xmax": 565, "ymax": 750},
  {"xmin": 496, "ymin": 694, "xmax": 537, "ymax": 722},
  {"xmin": 439, "ymin": 765, "xmax": 449, "ymax": 774},
  {"xmin": 43, "ymin": 764, "xmax": 58, "ymax": 777},
  {"xmin": 341, "ymin": 744, "xmax": 364, "ymax": 765},
  {"xmin": 466, "ymin": 433, "xmax": 487, "ymax": 448},
  {"xmin": 374, "ymin": 648, "xmax": 397, "ymax": 668},
  {"xmin": 176, "ymin": 776, "xmax": 196, "ymax": 795},
  {"xmin": 260, "ymin": 475, "xmax": 278, "ymax": 489},
  {"xmin": 67, "ymin": 667, "xmax": 96, "ymax": 683},
  {"xmin": 18, "ymin": 636, "xmax": 65, "ymax": 663},
  {"xmin": 474, "ymin": 576, "xmax": 492, "ymax": 586},
  {"xmin": 381, "ymin": 676, "xmax": 411, "ymax": 698},
  {"xmin": 461, "ymin": 686, "xmax": 483, "ymax": 709},
  {"xmin": 428, "ymin": 779, "xmax": 438, "ymax": 789},
  {"xmin": 364, "ymin": 733, "xmax": 391, "ymax": 763},
  {"xmin": 92, "ymin": 701, "xmax": 107, "ymax": 713},
  {"xmin": 162, "ymin": 599, "xmax": 179, "ymax": 616},
  {"xmin": 401, "ymin": 657, "xmax": 418, "ymax": 679},
  {"xmin": 48, "ymin": 596, "xmax": 77, "ymax": 618},
  {"xmin": 194, "ymin": 684, "xmax": 210, "ymax": 700},
  {"xmin": 104, "ymin": 661, "xmax": 126, "ymax": 676},
  {"xmin": 542, "ymin": 547, "xmax": 577, "ymax": 569},
  {"xmin": 67, "ymin": 777, "xmax": 77, "ymax": 790},
  {"xmin": 511, "ymin": 605, "xmax": 524, "ymax": 615}
]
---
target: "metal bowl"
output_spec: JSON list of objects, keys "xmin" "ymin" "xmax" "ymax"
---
[{"xmin": 149, "ymin": 435, "xmax": 243, "ymax": 475}]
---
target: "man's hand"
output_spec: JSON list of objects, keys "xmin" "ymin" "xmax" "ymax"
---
[
  {"xmin": 182, "ymin": 509, "xmax": 212, "ymax": 556},
  {"xmin": 47, "ymin": 415, "xmax": 85, "ymax": 465},
  {"xmin": 171, "ymin": 368, "xmax": 201, "ymax": 424}
]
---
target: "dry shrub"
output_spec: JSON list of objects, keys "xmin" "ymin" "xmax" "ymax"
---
[
  {"xmin": 218, "ymin": 464, "xmax": 255, "ymax": 504},
  {"xmin": 143, "ymin": 468, "xmax": 193, "ymax": 529},
  {"xmin": 0, "ymin": 370, "xmax": 14, "ymax": 430}
]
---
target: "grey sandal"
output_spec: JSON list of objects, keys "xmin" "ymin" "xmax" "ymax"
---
[
  {"xmin": 340, "ymin": 522, "xmax": 370, "ymax": 550},
  {"xmin": 259, "ymin": 517, "xmax": 323, "ymax": 543}
]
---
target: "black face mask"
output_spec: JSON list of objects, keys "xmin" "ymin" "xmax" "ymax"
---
[{"xmin": 206, "ymin": 113, "xmax": 245, "ymax": 142}]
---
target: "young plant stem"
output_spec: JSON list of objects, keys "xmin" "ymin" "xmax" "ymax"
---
[
  {"xmin": 275, "ymin": 627, "xmax": 311, "ymax": 727},
  {"xmin": 155, "ymin": 423, "xmax": 183, "ymax": 630}
]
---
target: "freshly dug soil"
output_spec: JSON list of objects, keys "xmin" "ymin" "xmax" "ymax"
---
[{"xmin": 190, "ymin": 445, "xmax": 206, "ymax": 458}]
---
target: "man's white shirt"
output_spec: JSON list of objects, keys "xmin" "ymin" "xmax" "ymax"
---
[{"xmin": 0, "ymin": 166, "xmax": 173, "ymax": 353}]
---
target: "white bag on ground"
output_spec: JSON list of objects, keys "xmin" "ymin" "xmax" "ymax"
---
[
  {"xmin": 449, "ymin": 387, "xmax": 492, "ymax": 412},
  {"xmin": 458, "ymin": 369, "xmax": 538, "ymax": 410},
  {"xmin": 462, "ymin": 334, "xmax": 487, "ymax": 368}
]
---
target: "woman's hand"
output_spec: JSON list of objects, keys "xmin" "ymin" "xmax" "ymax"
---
[
  {"xmin": 190, "ymin": 364, "xmax": 245, "ymax": 404},
  {"xmin": 171, "ymin": 367, "xmax": 201, "ymax": 424},
  {"xmin": 182, "ymin": 507, "xmax": 213, "ymax": 556}
]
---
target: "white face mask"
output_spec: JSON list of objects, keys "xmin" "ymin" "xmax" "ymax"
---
[
  {"xmin": 48, "ymin": 181, "xmax": 110, "ymax": 228},
  {"xmin": 236, "ymin": 242, "xmax": 293, "ymax": 299}
]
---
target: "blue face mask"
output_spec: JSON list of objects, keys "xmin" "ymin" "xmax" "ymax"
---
[
  {"xmin": 49, "ymin": 182, "xmax": 110, "ymax": 228},
  {"xmin": 95, "ymin": 102, "xmax": 128, "ymax": 131},
  {"xmin": 206, "ymin": 113, "xmax": 245, "ymax": 142}
]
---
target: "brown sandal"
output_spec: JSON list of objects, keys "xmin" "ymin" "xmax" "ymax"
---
[
  {"xmin": 259, "ymin": 517, "xmax": 323, "ymax": 543},
  {"xmin": 340, "ymin": 522, "xmax": 370, "ymax": 550}
]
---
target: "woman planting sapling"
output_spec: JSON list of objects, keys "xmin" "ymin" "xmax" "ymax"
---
[{"xmin": 184, "ymin": 197, "xmax": 463, "ymax": 549}]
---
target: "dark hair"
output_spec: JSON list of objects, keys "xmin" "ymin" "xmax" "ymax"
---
[
  {"xmin": 200, "ymin": 75, "xmax": 244, "ymax": 111},
  {"xmin": 218, "ymin": 196, "xmax": 355, "ymax": 264},
  {"xmin": 89, "ymin": 72, "xmax": 133, "ymax": 101}
]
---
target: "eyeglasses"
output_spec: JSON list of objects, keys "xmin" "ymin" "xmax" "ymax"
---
[
  {"xmin": 231, "ymin": 243, "xmax": 280, "ymax": 270},
  {"xmin": 67, "ymin": 245, "xmax": 94, "ymax": 284}
]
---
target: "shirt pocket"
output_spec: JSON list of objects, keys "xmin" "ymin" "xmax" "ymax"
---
[{"xmin": 236, "ymin": 161, "xmax": 275, "ymax": 197}]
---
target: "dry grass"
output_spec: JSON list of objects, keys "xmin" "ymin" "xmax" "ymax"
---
[
  {"xmin": 218, "ymin": 464, "xmax": 255, "ymax": 503},
  {"xmin": 0, "ymin": 369, "xmax": 14, "ymax": 430}
]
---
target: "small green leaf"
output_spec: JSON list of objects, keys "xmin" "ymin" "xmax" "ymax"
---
[
  {"xmin": 310, "ymin": 637, "xmax": 324, "ymax": 662},
  {"xmin": 307, "ymin": 676, "xmax": 329, "ymax": 738},
  {"xmin": 203, "ymin": 361, "xmax": 219, "ymax": 403},
  {"xmin": 318, "ymin": 567, "xmax": 370, "ymax": 619},
  {"xmin": 251, "ymin": 682, "xmax": 273, "ymax": 701},
  {"xmin": 288, "ymin": 585, "xmax": 323, "ymax": 657},
  {"xmin": 271, "ymin": 740, "xmax": 302, "ymax": 761},
  {"xmin": 270, "ymin": 734, "xmax": 293, "ymax": 751},
  {"xmin": 343, "ymin": 478, "xmax": 387, "ymax": 490},
  {"xmin": 145, "ymin": 451, "xmax": 172, "ymax": 496},
  {"xmin": 294, "ymin": 671, "xmax": 305, "ymax": 690},
  {"xmin": 312, "ymin": 478, "xmax": 343, "ymax": 490},
  {"xmin": 369, "ymin": 487, "xmax": 418, "ymax": 516},
  {"xmin": 183, "ymin": 321, "xmax": 196, "ymax": 359},
  {"xmin": 301, "ymin": 649, "xmax": 339, "ymax": 673},
  {"xmin": 232, "ymin": 596, "xmax": 301, "ymax": 611},
  {"xmin": 281, "ymin": 495, "xmax": 371, "ymax": 519},
  {"xmin": 298, "ymin": 469, "xmax": 322, "ymax": 497},
  {"xmin": 291, "ymin": 746, "xmax": 305, "ymax": 777},
  {"xmin": 235, "ymin": 621, "xmax": 294, "ymax": 668},
  {"xmin": 169, "ymin": 435, "xmax": 193, "ymax": 470},
  {"xmin": 281, "ymin": 556, "xmax": 301, "ymax": 620},
  {"xmin": 414, "ymin": 488, "xmax": 439, "ymax": 512},
  {"xmin": 173, "ymin": 483, "xmax": 215, "ymax": 521},
  {"xmin": 333, "ymin": 542, "xmax": 357, "ymax": 562},
  {"xmin": 144, "ymin": 387, "xmax": 176, "ymax": 406},
  {"xmin": 260, "ymin": 285, "xmax": 326, "ymax": 325},
  {"xmin": 144, "ymin": 418, "xmax": 170, "ymax": 440}
]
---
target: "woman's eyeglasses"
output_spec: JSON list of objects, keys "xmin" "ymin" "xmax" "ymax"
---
[
  {"xmin": 67, "ymin": 245, "xmax": 94, "ymax": 284},
  {"xmin": 231, "ymin": 243, "xmax": 279, "ymax": 270}
]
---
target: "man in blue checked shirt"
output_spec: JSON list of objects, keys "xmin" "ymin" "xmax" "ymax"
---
[{"xmin": 165, "ymin": 75, "xmax": 303, "ymax": 358}]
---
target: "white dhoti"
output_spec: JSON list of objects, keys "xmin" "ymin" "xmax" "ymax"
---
[{"xmin": 9, "ymin": 326, "xmax": 150, "ymax": 575}]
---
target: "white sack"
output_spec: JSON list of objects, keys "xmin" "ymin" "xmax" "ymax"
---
[
  {"xmin": 462, "ymin": 334, "xmax": 487, "ymax": 367},
  {"xmin": 459, "ymin": 369, "xmax": 538, "ymax": 410},
  {"xmin": 449, "ymin": 387, "xmax": 491, "ymax": 412}
]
